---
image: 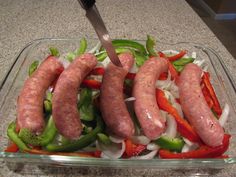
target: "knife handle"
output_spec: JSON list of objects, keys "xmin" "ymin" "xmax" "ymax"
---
[{"xmin": 78, "ymin": 0, "xmax": 96, "ymax": 10}]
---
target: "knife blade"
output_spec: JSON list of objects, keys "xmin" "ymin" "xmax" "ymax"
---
[{"xmin": 78, "ymin": 0, "xmax": 122, "ymax": 67}]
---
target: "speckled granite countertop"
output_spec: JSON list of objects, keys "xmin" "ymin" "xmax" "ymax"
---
[{"xmin": 0, "ymin": 0, "xmax": 236, "ymax": 176}]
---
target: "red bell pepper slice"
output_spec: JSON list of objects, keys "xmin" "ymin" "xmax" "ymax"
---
[
  {"xmin": 4, "ymin": 142, "xmax": 19, "ymax": 153},
  {"xmin": 82, "ymin": 79, "xmax": 102, "ymax": 89},
  {"xmin": 93, "ymin": 150, "xmax": 102, "ymax": 158},
  {"xmin": 159, "ymin": 52, "xmax": 179, "ymax": 81},
  {"xmin": 125, "ymin": 139, "xmax": 146, "ymax": 157},
  {"xmin": 202, "ymin": 72, "xmax": 222, "ymax": 116},
  {"xmin": 158, "ymin": 50, "xmax": 187, "ymax": 62},
  {"xmin": 126, "ymin": 73, "xmax": 136, "ymax": 80},
  {"xmin": 202, "ymin": 84, "xmax": 214, "ymax": 109},
  {"xmin": 175, "ymin": 98, "xmax": 180, "ymax": 104},
  {"xmin": 158, "ymin": 72, "xmax": 168, "ymax": 80},
  {"xmin": 90, "ymin": 67, "xmax": 105, "ymax": 75},
  {"xmin": 159, "ymin": 134, "xmax": 230, "ymax": 159},
  {"xmin": 167, "ymin": 60, "xmax": 179, "ymax": 81},
  {"xmin": 156, "ymin": 89, "xmax": 201, "ymax": 143},
  {"xmin": 81, "ymin": 78, "xmax": 133, "ymax": 96},
  {"xmin": 158, "ymin": 51, "xmax": 165, "ymax": 58}
]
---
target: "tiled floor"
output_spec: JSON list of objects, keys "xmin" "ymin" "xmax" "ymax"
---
[{"xmin": 186, "ymin": 0, "xmax": 236, "ymax": 59}]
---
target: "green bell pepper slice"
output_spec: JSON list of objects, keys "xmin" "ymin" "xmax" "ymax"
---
[
  {"xmin": 18, "ymin": 116, "xmax": 57, "ymax": 146},
  {"xmin": 76, "ymin": 38, "xmax": 87, "ymax": 56},
  {"xmin": 7, "ymin": 122, "xmax": 30, "ymax": 151},
  {"xmin": 97, "ymin": 133, "xmax": 112, "ymax": 145},
  {"xmin": 28, "ymin": 60, "xmax": 39, "ymax": 76},
  {"xmin": 146, "ymin": 35, "xmax": 157, "ymax": 57},
  {"xmin": 49, "ymin": 47, "xmax": 60, "ymax": 57},
  {"xmin": 154, "ymin": 136, "xmax": 184, "ymax": 152},
  {"xmin": 111, "ymin": 39, "xmax": 147, "ymax": 55},
  {"xmin": 45, "ymin": 114, "xmax": 104, "ymax": 152}
]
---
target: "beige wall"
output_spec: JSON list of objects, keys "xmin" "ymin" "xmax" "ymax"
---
[{"xmin": 203, "ymin": 0, "xmax": 236, "ymax": 13}]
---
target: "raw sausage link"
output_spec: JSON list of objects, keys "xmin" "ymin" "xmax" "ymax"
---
[
  {"xmin": 100, "ymin": 53, "xmax": 135, "ymax": 138},
  {"xmin": 178, "ymin": 63, "xmax": 224, "ymax": 147},
  {"xmin": 17, "ymin": 56, "xmax": 64, "ymax": 134},
  {"xmin": 133, "ymin": 57, "xmax": 168, "ymax": 140},
  {"xmin": 52, "ymin": 53, "xmax": 97, "ymax": 140}
]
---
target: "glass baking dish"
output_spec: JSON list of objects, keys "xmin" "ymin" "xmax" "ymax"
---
[{"xmin": 0, "ymin": 38, "xmax": 236, "ymax": 169}]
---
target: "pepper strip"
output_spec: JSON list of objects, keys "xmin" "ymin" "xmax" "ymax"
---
[
  {"xmin": 159, "ymin": 50, "xmax": 187, "ymax": 62},
  {"xmin": 82, "ymin": 79, "xmax": 102, "ymax": 89},
  {"xmin": 154, "ymin": 136, "xmax": 184, "ymax": 152},
  {"xmin": 167, "ymin": 60, "xmax": 179, "ymax": 81},
  {"xmin": 158, "ymin": 72, "xmax": 168, "ymax": 80},
  {"xmin": 28, "ymin": 60, "xmax": 39, "ymax": 76},
  {"xmin": 90, "ymin": 67, "xmax": 105, "ymax": 75},
  {"xmin": 45, "ymin": 115, "xmax": 104, "ymax": 152},
  {"xmin": 159, "ymin": 134, "xmax": 230, "ymax": 159},
  {"xmin": 76, "ymin": 38, "xmax": 87, "ymax": 56},
  {"xmin": 146, "ymin": 35, "xmax": 157, "ymax": 57},
  {"xmin": 7, "ymin": 122, "xmax": 30, "ymax": 151},
  {"xmin": 125, "ymin": 139, "xmax": 146, "ymax": 157},
  {"xmin": 96, "ymin": 48, "xmax": 133, "ymax": 61},
  {"xmin": 18, "ymin": 116, "xmax": 57, "ymax": 146},
  {"xmin": 202, "ymin": 84, "xmax": 214, "ymax": 109},
  {"xmin": 4, "ymin": 142, "xmax": 19, "ymax": 153},
  {"xmin": 156, "ymin": 89, "xmax": 201, "ymax": 143},
  {"xmin": 202, "ymin": 72, "xmax": 222, "ymax": 116},
  {"xmin": 159, "ymin": 52, "xmax": 179, "ymax": 80},
  {"xmin": 111, "ymin": 39, "xmax": 147, "ymax": 55}
]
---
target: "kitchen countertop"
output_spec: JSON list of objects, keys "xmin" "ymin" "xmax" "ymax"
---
[{"xmin": 0, "ymin": 0, "xmax": 235, "ymax": 176}]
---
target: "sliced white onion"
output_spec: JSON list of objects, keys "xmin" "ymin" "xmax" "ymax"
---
[
  {"xmin": 219, "ymin": 103, "xmax": 230, "ymax": 127},
  {"xmin": 181, "ymin": 143, "xmax": 199, "ymax": 153},
  {"xmin": 100, "ymin": 152, "xmax": 110, "ymax": 159},
  {"xmin": 181, "ymin": 144, "xmax": 190, "ymax": 153},
  {"xmin": 96, "ymin": 140, "xmax": 125, "ymax": 159},
  {"xmin": 156, "ymin": 80, "xmax": 172, "ymax": 90},
  {"xmin": 88, "ymin": 42, "xmax": 101, "ymax": 54},
  {"xmin": 169, "ymin": 83, "xmax": 179, "ymax": 98},
  {"xmin": 147, "ymin": 143, "xmax": 160, "ymax": 151},
  {"xmin": 109, "ymin": 135, "xmax": 124, "ymax": 143},
  {"xmin": 183, "ymin": 137, "xmax": 195, "ymax": 146},
  {"xmin": 164, "ymin": 90, "xmax": 183, "ymax": 117},
  {"xmin": 161, "ymin": 50, "xmax": 179, "ymax": 55},
  {"xmin": 130, "ymin": 135, "xmax": 151, "ymax": 145},
  {"xmin": 129, "ymin": 63, "xmax": 138, "ymax": 73},
  {"xmin": 156, "ymin": 73, "xmax": 171, "ymax": 90},
  {"xmin": 97, "ymin": 56, "xmax": 110, "ymax": 68},
  {"xmin": 124, "ymin": 97, "xmax": 136, "ymax": 102},
  {"xmin": 164, "ymin": 90, "xmax": 175, "ymax": 103},
  {"xmin": 192, "ymin": 52, "xmax": 197, "ymax": 59},
  {"xmin": 88, "ymin": 75, "xmax": 103, "ymax": 82},
  {"xmin": 130, "ymin": 150, "xmax": 158, "ymax": 160},
  {"xmin": 160, "ymin": 110, "xmax": 168, "ymax": 120},
  {"xmin": 58, "ymin": 54, "xmax": 71, "ymax": 68},
  {"xmin": 161, "ymin": 50, "xmax": 189, "ymax": 58},
  {"xmin": 172, "ymin": 102, "xmax": 184, "ymax": 118},
  {"xmin": 164, "ymin": 114, "xmax": 177, "ymax": 138}
]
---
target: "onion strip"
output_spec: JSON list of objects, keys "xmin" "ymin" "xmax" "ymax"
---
[
  {"xmin": 129, "ymin": 150, "xmax": 158, "ymax": 160},
  {"xmin": 219, "ymin": 103, "xmax": 230, "ymax": 127}
]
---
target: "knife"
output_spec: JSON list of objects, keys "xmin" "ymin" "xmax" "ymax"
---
[{"xmin": 78, "ymin": 0, "xmax": 122, "ymax": 67}]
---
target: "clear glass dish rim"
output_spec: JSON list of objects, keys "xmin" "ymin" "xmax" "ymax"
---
[{"xmin": 0, "ymin": 37, "xmax": 236, "ymax": 168}]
